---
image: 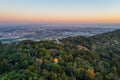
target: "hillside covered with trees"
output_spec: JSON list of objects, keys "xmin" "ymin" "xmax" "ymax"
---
[{"xmin": 0, "ymin": 29, "xmax": 120, "ymax": 80}]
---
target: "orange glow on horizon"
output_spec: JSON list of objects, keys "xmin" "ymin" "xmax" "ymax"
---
[{"xmin": 0, "ymin": 12, "xmax": 120, "ymax": 24}]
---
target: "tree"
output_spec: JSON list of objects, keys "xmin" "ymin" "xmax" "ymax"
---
[
  {"xmin": 87, "ymin": 68, "xmax": 96, "ymax": 79},
  {"xmin": 28, "ymin": 77, "xmax": 33, "ymax": 80}
]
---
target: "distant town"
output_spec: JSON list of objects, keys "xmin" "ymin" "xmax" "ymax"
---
[{"xmin": 0, "ymin": 24, "xmax": 119, "ymax": 43}]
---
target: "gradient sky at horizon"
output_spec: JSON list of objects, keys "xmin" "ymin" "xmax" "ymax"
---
[{"xmin": 0, "ymin": 0, "xmax": 120, "ymax": 24}]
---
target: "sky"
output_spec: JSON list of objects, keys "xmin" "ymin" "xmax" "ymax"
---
[{"xmin": 0, "ymin": 0, "xmax": 120, "ymax": 24}]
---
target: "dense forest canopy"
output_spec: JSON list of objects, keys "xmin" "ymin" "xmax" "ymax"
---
[{"xmin": 0, "ymin": 29, "xmax": 120, "ymax": 80}]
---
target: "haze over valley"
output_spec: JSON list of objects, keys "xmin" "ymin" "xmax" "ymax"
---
[{"xmin": 0, "ymin": 24, "xmax": 119, "ymax": 43}]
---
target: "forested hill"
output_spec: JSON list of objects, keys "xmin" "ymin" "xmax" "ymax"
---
[
  {"xmin": 62, "ymin": 29, "xmax": 120, "ymax": 44},
  {"xmin": 90, "ymin": 29, "xmax": 120, "ymax": 45},
  {"xmin": 0, "ymin": 29, "xmax": 120, "ymax": 80}
]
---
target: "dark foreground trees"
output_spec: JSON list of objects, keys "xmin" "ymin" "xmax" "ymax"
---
[{"xmin": 0, "ymin": 29, "xmax": 120, "ymax": 80}]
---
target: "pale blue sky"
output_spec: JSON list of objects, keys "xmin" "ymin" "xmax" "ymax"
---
[{"xmin": 0, "ymin": 0, "xmax": 120, "ymax": 13}]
